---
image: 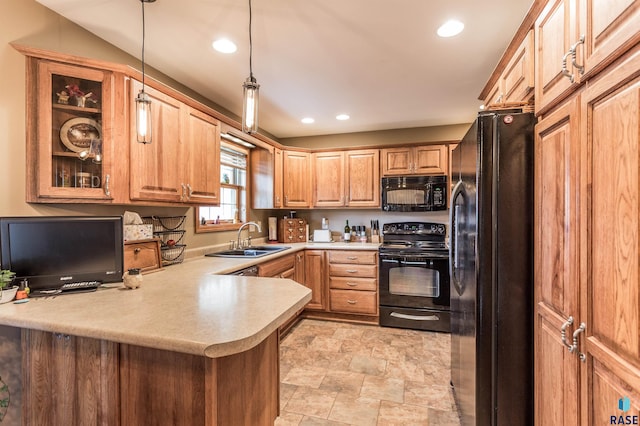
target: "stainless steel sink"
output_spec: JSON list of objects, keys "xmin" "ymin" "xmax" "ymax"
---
[{"xmin": 205, "ymin": 246, "xmax": 290, "ymax": 258}]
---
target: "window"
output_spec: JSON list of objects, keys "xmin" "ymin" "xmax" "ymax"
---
[{"xmin": 196, "ymin": 143, "xmax": 248, "ymax": 232}]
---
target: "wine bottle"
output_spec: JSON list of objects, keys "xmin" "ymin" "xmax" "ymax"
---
[{"xmin": 344, "ymin": 220, "xmax": 351, "ymax": 242}]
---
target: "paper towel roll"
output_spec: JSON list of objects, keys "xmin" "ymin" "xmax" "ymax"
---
[{"xmin": 268, "ymin": 217, "xmax": 278, "ymax": 241}]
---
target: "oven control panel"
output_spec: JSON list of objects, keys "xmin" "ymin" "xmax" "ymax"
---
[{"xmin": 382, "ymin": 222, "xmax": 446, "ymax": 236}]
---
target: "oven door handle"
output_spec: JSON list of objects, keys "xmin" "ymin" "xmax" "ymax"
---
[{"xmin": 390, "ymin": 312, "xmax": 440, "ymax": 321}]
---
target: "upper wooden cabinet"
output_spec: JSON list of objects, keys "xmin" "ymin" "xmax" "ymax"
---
[
  {"xmin": 311, "ymin": 149, "xmax": 380, "ymax": 208},
  {"xmin": 483, "ymin": 30, "xmax": 535, "ymax": 108},
  {"xmin": 381, "ymin": 145, "xmax": 448, "ymax": 176},
  {"xmin": 129, "ymin": 80, "xmax": 220, "ymax": 204},
  {"xmin": 535, "ymin": 0, "xmax": 640, "ymax": 114},
  {"xmin": 282, "ymin": 150, "xmax": 312, "ymax": 208},
  {"xmin": 26, "ymin": 59, "xmax": 118, "ymax": 203}
]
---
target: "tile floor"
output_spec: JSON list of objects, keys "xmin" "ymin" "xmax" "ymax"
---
[{"xmin": 276, "ymin": 319, "xmax": 461, "ymax": 425}]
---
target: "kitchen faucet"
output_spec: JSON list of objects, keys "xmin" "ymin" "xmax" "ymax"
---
[{"xmin": 237, "ymin": 221, "xmax": 262, "ymax": 248}]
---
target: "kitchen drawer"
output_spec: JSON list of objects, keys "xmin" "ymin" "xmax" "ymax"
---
[
  {"xmin": 330, "ymin": 289, "xmax": 377, "ymax": 315},
  {"xmin": 258, "ymin": 253, "xmax": 295, "ymax": 277},
  {"xmin": 329, "ymin": 276, "xmax": 377, "ymax": 291},
  {"xmin": 123, "ymin": 239, "xmax": 162, "ymax": 273},
  {"xmin": 328, "ymin": 250, "xmax": 377, "ymax": 265},
  {"xmin": 329, "ymin": 263, "xmax": 377, "ymax": 278}
]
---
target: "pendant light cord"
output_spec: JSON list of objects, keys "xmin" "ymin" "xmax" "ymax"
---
[
  {"xmin": 141, "ymin": 0, "xmax": 147, "ymax": 91},
  {"xmin": 249, "ymin": 0, "xmax": 253, "ymax": 80}
]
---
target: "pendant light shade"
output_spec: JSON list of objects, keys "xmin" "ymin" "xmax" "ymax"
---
[
  {"xmin": 136, "ymin": 0, "xmax": 155, "ymax": 144},
  {"xmin": 242, "ymin": 0, "xmax": 259, "ymax": 135},
  {"xmin": 242, "ymin": 76, "xmax": 259, "ymax": 134}
]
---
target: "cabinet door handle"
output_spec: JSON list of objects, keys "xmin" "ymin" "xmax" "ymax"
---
[
  {"xmin": 570, "ymin": 322, "xmax": 586, "ymax": 360},
  {"xmin": 570, "ymin": 35, "xmax": 585, "ymax": 76},
  {"xmin": 561, "ymin": 51, "xmax": 575, "ymax": 83},
  {"xmin": 104, "ymin": 174, "xmax": 111, "ymax": 197},
  {"xmin": 186, "ymin": 183, "xmax": 193, "ymax": 199},
  {"xmin": 180, "ymin": 183, "xmax": 187, "ymax": 201},
  {"xmin": 134, "ymin": 248, "xmax": 141, "ymax": 254},
  {"xmin": 560, "ymin": 316, "xmax": 574, "ymax": 350}
]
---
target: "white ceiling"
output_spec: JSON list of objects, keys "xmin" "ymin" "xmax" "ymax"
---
[{"xmin": 37, "ymin": 0, "xmax": 533, "ymax": 139}]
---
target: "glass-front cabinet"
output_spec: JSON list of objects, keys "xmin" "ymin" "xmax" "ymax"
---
[{"xmin": 30, "ymin": 60, "xmax": 114, "ymax": 201}]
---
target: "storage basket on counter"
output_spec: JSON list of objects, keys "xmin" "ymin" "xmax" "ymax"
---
[{"xmin": 142, "ymin": 216, "xmax": 186, "ymax": 266}]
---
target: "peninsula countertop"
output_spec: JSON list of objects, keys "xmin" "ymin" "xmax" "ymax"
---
[{"xmin": 0, "ymin": 256, "xmax": 311, "ymax": 358}]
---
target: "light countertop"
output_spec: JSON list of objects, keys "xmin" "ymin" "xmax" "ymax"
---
[{"xmin": 0, "ymin": 242, "xmax": 379, "ymax": 358}]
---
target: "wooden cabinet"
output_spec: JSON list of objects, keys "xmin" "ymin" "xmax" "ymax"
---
[
  {"xmin": 535, "ymin": 46, "xmax": 640, "ymax": 425},
  {"xmin": 282, "ymin": 150, "xmax": 311, "ymax": 207},
  {"xmin": 274, "ymin": 147, "xmax": 284, "ymax": 208},
  {"xmin": 302, "ymin": 250, "xmax": 327, "ymax": 311},
  {"xmin": 257, "ymin": 253, "xmax": 295, "ymax": 278},
  {"xmin": 327, "ymin": 250, "xmax": 378, "ymax": 316},
  {"xmin": 483, "ymin": 30, "xmax": 535, "ymax": 108},
  {"xmin": 129, "ymin": 80, "xmax": 220, "ymax": 204},
  {"xmin": 124, "ymin": 239, "xmax": 162, "ymax": 273},
  {"xmin": 22, "ymin": 329, "xmax": 119, "ymax": 426},
  {"xmin": 26, "ymin": 60, "xmax": 117, "ymax": 203},
  {"xmin": 381, "ymin": 145, "xmax": 448, "ymax": 176},
  {"xmin": 534, "ymin": 93, "xmax": 581, "ymax": 426},
  {"xmin": 535, "ymin": 0, "xmax": 640, "ymax": 114},
  {"xmin": 311, "ymin": 149, "xmax": 380, "ymax": 208}
]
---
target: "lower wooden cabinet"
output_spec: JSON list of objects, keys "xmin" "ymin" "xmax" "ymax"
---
[
  {"xmin": 302, "ymin": 250, "xmax": 327, "ymax": 311},
  {"xmin": 257, "ymin": 253, "xmax": 295, "ymax": 278},
  {"xmin": 327, "ymin": 250, "xmax": 378, "ymax": 316}
]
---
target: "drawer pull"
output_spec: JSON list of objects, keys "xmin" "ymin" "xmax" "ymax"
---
[
  {"xmin": 346, "ymin": 269, "xmax": 358, "ymax": 273},
  {"xmin": 347, "ymin": 300, "xmax": 357, "ymax": 304},
  {"xmin": 347, "ymin": 256, "xmax": 358, "ymax": 260},
  {"xmin": 134, "ymin": 248, "xmax": 141, "ymax": 254},
  {"xmin": 390, "ymin": 312, "xmax": 439, "ymax": 321},
  {"xmin": 346, "ymin": 282, "xmax": 358, "ymax": 286}
]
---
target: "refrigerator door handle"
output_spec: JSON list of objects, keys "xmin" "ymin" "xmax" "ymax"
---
[{"xmin": 450, "ymin": 180, "xmax": 465, "ymax": 295}]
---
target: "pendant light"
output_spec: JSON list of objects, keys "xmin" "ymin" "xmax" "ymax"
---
[
  {"xmin": 242, "ymin": 0, "xmax": 259, "ymax": 134},
  {"xmin": 135, "ymin": 0, "xmax": 155, "ymax": 144}
]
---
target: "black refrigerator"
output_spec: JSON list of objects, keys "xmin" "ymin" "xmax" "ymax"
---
[{"xmin": 449, "ymin": 110, "xmax": 534, "ymax": 426}]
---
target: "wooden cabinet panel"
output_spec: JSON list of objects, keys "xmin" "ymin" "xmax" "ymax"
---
[
  {"xmin": 124, "ymin": 239, "xmax": 162, "ymax": 273},
  {"xmin": 22, "ymin": 330, "xmax": 119, "ymax": 426},
  {"xmin": 29, "ymin": 60, "xmax": 116, "ymax": 202},
  {"xmin": 294, "ymin": 251, "xmax": 305, "ymax": 284},
  {"xmin": 535, "ymin": 0, "xmax": 580, "ymax": 114},
  {"xmin": 534, "ymin": 93, "xmax": 581, "ymax": 426},
  {"xmin": 327, "ymin": 250, "xmax": 377, "ymax": 265},
  {"xmin": 130, "ymin": 81, "xmax": 220, "ymax": 204},
  {"xmin": 283, "ymin": 151, "xmax": 311, "ymax": 207},
  {"xmin": 502, "ymin": 29, "xmax": 535, "ymax": 103},
  {"xmin": 184, "ymin": 107, "xmax": 220, "ymax": 204},
  {"xmin": 345, "ymin": 149, "xmax": 380, "ymax": 207},
  {"xmin": 303, "ymin": 250, "xmax": 326, "ymax": 311},
  {"xmin": 329, "ymin": 289, "xmax": 377, "ymax": 315},
  {"xmin": 130, "ymin": 82, "xmax": 183, "ymax": 202},
  {"xmin": 583, "ymin": 48, "xmax": 640, "ymax": 422},
  {"xmin": 312, "ymin": 151, "xmax": 345, "ymax": 207},
  {"xmin": 381, "ymin": 145, "xmax": 447, "ymax": 176},
  {"xmin": 329, "ymin": 276, "xmax": 377, "ymax": 291},
  {"xmin": 381, "ymin": 147, "xmax": 412, "ymax": 175},
  {"xmin": 328, "ymin": 263, "xmax": 377, "ymax": 279},
  {"xmin": 258, "ymin": 253, "xmax": 296, "ymax": 278},
  {"xmin": 274, "ymin": 148, "xmax": 283, "ymax": 208}
]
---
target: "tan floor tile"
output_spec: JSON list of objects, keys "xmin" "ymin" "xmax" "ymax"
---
[
  {"xmin": 427, "ymin": 408, "xmax": 461, "ymax": 426},
  {"xmin": 404, "ymin": 382, "xmax": 455, "ymax": 411},
  {"xmin": 319, "ymin": 370, "xmax": 366, "ymax": 396},
  {"xmin": 421, "ymin": 362, "xmax": 451, "ymax": 387},
  {"xmin": 275, "ymin": 411, "xmax": 304, "ymax": 425},
  {"xmin": 284, "ymin": 387, "xmax": 338, "ymax": 419},
  {"xmin": 384, "ymin": 357, "xmax": 426, "ymax": 382},
  {"xmin": 332, "ymin": 326, "xmax": 366, "ymax": 340},
  {"xmin": 348, "ymin": 355, "xmax": 387, "ymax": 376},
  {"xmin": 360, "ymin": 375, "xmax": 405, "ymax": 403},
  {"xmin": 282, "ymin": 332, "xmax": 316, "ymax": 349},
  {"xmin": 339, "ymin": 339, "xmax": 375, "ymax": 357},
  {"xmin": 281, "ymin": 382, "xmax": 299, "ymax": 410},
  {"xmin": 371, "ymin": 342, "xmax": 404, "ymax": 360},
  {"xmin": 309, "ymin": 335, "xmax": 345, "ymax": 352},
  {"xmin": 283, "ymin": 366, "xmax": 328, "ymax": 388},
  {"xmin": 328, "ymin": 392, "xmax": 380, "ymax": 426},
  {"xmin": 299, "ymin": 416, "xmax": 348, "ymax": 425},
  {"xmin": 377, "ymin": 400, "xmax": 431, "ymax": 425}
]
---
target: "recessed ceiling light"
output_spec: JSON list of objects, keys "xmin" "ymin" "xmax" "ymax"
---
[
  {"xmin": 336, "ymin": 114, "xmax": 350, "ymax": 121},
  {"xmin": 212, "ymin": 38, "xmax": 237, "ymax": 53},
  {"xmin": 437, "ymin": 20, "xmax": 464, "ymax": 38},
  {"xmin": 301, "ymin": 117, "xmax": 315, "ymax": 124}
]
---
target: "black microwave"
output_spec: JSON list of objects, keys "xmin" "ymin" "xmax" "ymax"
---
[{"xmin": 381, "ymin": 175, "xmax": 448, "ymax": 212}]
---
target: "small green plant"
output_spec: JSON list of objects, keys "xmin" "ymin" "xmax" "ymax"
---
[{"xmin": 0, "ymin": 270, "xmax": 16, "ymax": 289}]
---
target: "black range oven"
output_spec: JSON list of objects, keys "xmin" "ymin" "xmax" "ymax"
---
[{"xmin": 379, "ymin": 222, "xmax": 450, "ymax": 333}]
